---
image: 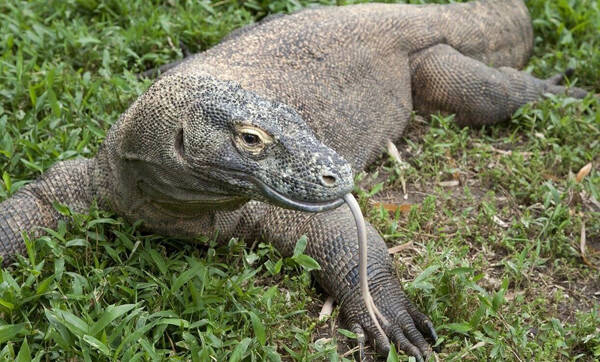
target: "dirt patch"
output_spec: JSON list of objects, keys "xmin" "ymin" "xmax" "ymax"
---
[{"xmin": 361, "ymin": 122, "xmax": 599, "ymax": 324}]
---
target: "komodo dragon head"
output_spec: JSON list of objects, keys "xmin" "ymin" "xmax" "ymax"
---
[{"xmin": 106, "ymin": 72, "xmax": 353, "ymax": 215}]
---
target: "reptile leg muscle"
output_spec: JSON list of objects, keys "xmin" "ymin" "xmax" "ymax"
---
[
  {"xmin": 233, "ymin": 202, "xmax": 435, "ymax": 359},
  {"xmin": 0, "ymin": 159, "xmax": 95, "ymax": 261},
  {"xmin": 410, "ymin": 43, "xmax": 587, "ymax": 126}
]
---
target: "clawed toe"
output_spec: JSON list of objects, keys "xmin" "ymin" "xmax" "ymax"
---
[
  {"xmin": 546, "ymin": 67, "xmax": 575, "ymax": 85},
  {"xmin": 543, "ymin": 68, "xmax": 589, "ymax": 99},
  {"xmin": 350, "ymin": 323, "xmax": 367, "ymax": 361},
  {"xmin": 388, "ymin": 326, "xmax": 425, "ymax": 362},
  {"xmin": 423, "ymin": 320, "xmax": 441, "ymax": 352}
]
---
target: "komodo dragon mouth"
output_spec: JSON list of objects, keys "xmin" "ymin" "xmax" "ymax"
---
[
  {"xmin": 134, "ymin": 163, "xmax": 349, "ymax": 215},
  {"xmin": 245, "ymin": 174, "xmax": 346, "ymax": 212},
  {"xmin": 208, "ymin": 164, "xmax": 352, "ymax": 213},
  {"xmin": 137, "ymin": 174, "xmax": 346, "ymax": 215}
]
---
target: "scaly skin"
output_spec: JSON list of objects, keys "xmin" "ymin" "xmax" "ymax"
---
[{"xmin": 0, "ymin": 0, "xmax": 589, "ymax": 359}]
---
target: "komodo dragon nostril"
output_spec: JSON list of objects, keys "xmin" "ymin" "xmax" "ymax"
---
[{"xmin": 320, "ymin": 173, "xmax": 337, "ymax": 187}]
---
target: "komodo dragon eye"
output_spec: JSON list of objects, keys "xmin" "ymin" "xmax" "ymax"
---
[
  {"xmin": 235, "ymin": 125, "xmax": 273, "ymax": 155},
  {"xmin": 242, "ymin": 133, "xmax": 260, "ymax": 146}
]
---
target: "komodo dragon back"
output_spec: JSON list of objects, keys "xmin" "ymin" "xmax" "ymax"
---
[
  {"xmin": 172, "ymin": 0, "xmax": 534, "ymax": 170},
  {"xmin": 0, "ymin": 0, "xmax": 589, "ymax": 359}
]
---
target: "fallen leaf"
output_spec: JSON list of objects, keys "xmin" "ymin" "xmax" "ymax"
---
[
  {"xmin": 579, "ymin": 220, "xmax": 599, "ymax": 269},
  {"xmin": 373, "ymin": 202, "xmax": 413, "ymax": 214},
  {"xmin": 439, "ymin": 180, "xmax": 459, "ymax": 187},
  {"xmin": 319, "ymin": 296, "xmax": 335, "ymax": 321},
  {"xmin": 386, "ymin": 140, "xmax": 401, "ymax": 163},
  {"xmin": 576, "ymin": 162, "xmax": 592, "ymax": 183},
  {"xmin": 469, "ymin": 341, "xmax": 486, "ymax": 350},
  {"xmin": 386, "ymin": 140, "xmax": 409, "ymax": 170},
  {"xmin": 492, "ymin": 215, "xmax": 509, "ymax": 228}
]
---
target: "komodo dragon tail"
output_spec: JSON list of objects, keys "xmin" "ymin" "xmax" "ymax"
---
[{"xmin": 0, "ymin": 159, "xmax": 95, "ymax": 263}]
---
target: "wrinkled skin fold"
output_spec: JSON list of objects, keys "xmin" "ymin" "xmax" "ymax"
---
[{"xmin": 0, "ymin": 0, "xmax": 590, "ymax": 360}]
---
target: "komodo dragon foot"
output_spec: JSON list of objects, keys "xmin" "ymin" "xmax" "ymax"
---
[
  {"xmin": 342, "ymin": 273, "xmax": 438, "ymax": 361},
  {"xmin": 257, "ymin": 203, "xmax": 438, "ymax": 361},
  {"xmin": 542, "ymin": 68, "xmax": 588, "ymax": 98}
]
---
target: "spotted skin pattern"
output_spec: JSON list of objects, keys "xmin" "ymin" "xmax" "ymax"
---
[{"xmin": 0, "ymin": 0, "xmax": 589, "ymax": 359}]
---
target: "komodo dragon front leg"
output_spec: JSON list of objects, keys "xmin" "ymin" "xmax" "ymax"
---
[
  {"xmin": 228, "ymin": 201, "xmax": 437, "ymax": 360},
  {"xmin": 0, "ymin": 159, "xmax": 94, "ymax": 258},
  {"xmin": 410, "ymin": 43, "xmax": 588, "ymax": 126}
]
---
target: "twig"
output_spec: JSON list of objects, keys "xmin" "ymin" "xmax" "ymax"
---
[{"xmin": 388, "ymin": 241, "xmax": 413, "ymax": 255}]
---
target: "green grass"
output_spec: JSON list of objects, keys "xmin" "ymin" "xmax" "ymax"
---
[{"xmin": 0, "ymin": 0, "xmax": 598, "ymax": 360}]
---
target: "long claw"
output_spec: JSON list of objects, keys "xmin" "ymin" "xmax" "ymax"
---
[
  {"xmin": 405, "ymin": 324, "xmax": 431, "ymax": 357},
  {"xmin": 424, "ymin": 320, "xmax": 441, "ymax": 352},
  {"xmin": 546, "ymin": 67, "xmax": 575, "ymax": 85},
  {"xmin": 389, "ymin": 326, "xmax": 424, "ymax": 362},
  {"xmin": 425, "ymin": 320, "xmax": 437, "ymax": 341},
  {"xmin": 402, "ymin": 296, "xmax": 438, "ymax": 345},
  {"xmin": 543, "ymin": 68, "xmax": 588, "ymax": 99},
  {"xmin": 563, "ymin": 67, "xmax": 575, "ymax": 79},
  {"xmin": 351, "ymin": 323, "xmax": 367, "ymax": 362},
  {"xmin": 374, "ymin": 329, "xmax": 392, "ymax": 356}
]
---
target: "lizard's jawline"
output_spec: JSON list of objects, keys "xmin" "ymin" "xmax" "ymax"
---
[
  {"xmin": 137, "ymin": 179, "xmax": 247, "ymax": 213},
  {"xmin": 250, "ymin": 177, "xmax": 345, "ymax": 212},
  {"xmin": 137, "ymin": 175, "xmax": 342, "ymax": 213}
]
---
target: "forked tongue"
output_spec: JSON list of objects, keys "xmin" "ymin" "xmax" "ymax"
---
[{"xmin": 343, "ymin": 193, "xmax": 390, "ymax": 345}]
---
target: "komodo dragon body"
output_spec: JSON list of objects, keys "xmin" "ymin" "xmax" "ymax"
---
[{"xmin": 0, "ymin": 0, "xmax": 588, "ymax": 359}]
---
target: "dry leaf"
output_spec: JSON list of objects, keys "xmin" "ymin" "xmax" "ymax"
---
[
  {"xmin": 374, "ymin": 202, "xmax": 413, "ymax": 214},
  {"xmin": 319, "ymin": 296, "xmax": 335, "ymax": 321},
  {"xmin": 579, "ymin": 220, "xmax": 599, "ymax": 269},
  {"xmin": 576, "ymin": 162, "xmax": 592, "ymax": 183},
  {"xmin": 492, "ymin": 215, "xmax": 509, "ymax": 228},
  {"xmin": 386, "ymin": 140, "xmax": 409, "ymax": 169},
  {"xmin": 469, "ymin": 341, "xmax": 487, "ymax": 350},
  {"xmin": 386, "ymin": 140, "xmax": 402, "ymax": 163},
  {"xmin": 439, "ymin": 180, "xmax": 459, "ymax": 187}
]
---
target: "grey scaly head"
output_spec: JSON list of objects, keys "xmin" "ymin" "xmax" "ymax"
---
[{"xmin": 111, "ymin": 72, "xmax": 353, "ymax": 215}]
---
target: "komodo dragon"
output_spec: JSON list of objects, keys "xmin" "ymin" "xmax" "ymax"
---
[{"xmin": 0, "ymin": 0, "xmax": 589, "ymax": 359}]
